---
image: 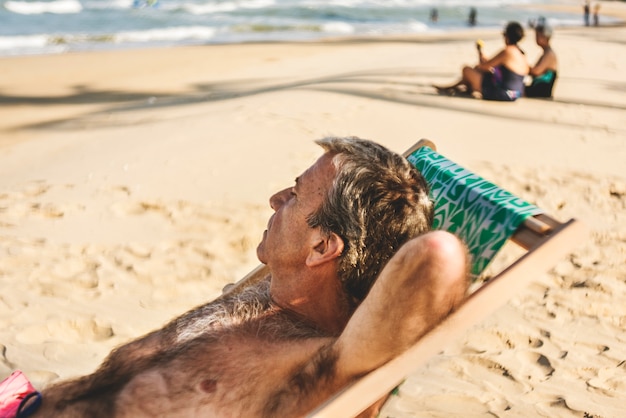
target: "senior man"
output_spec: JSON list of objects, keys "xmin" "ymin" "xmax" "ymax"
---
[{"xmin": 34, "ymin": 136, "xmax": 469, "ymax": 417}]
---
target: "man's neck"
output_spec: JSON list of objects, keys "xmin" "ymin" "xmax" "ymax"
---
[
  {"xmin": 269, "ymin": 271, "xmax": 351, "ymax": 337},
  {"xmin": 274, "ymin": 298, "xmax": 350, "ymax": 336}
]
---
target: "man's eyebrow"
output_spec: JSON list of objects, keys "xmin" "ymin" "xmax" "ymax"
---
[{"xmin": 294, "ymin": 177, "xmax": 301, "ymax": 191}]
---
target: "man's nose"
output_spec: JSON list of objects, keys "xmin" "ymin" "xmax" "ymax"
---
[{"xmin": 269, "ymin": 188, "xmax": 291, "ymax": 210}]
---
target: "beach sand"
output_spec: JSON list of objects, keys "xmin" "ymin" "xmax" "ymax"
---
[{"xmin": 1, "ymin": 2, "xmax": 625, "ymax": 416}]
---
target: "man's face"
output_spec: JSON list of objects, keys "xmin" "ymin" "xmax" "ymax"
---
[
  {"xmin": 535, "ymin": 31, "xmax": 544, "ymax": 44},
  {"xmin": 256, "ymin": 152, "xmax": 336, "ymax": 272}
]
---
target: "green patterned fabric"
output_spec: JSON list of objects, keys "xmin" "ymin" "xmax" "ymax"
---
[{"xmin": 407, "ymin": 146, "xmax": 543, "ymax": 278}]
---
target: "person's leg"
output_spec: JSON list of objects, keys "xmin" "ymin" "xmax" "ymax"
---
[
  {"xmin": 435, "ymin": 66, "xmax": 482, "ymax": 95},
  {"xmin": 461, "ymin": 66, "xmax": 483, "ymax": 93},
  {"xmin": 433, "ymin": 79, "xmax": 464, "ymax": 92},
  {"xmin": 433, "ymin": 64, "xmax": 470, "ymax": 92}
]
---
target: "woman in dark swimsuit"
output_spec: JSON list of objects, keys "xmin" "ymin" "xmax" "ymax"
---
[{"xmin": 433, "ymin": 21, "xmax": 529, "ymax": 101}]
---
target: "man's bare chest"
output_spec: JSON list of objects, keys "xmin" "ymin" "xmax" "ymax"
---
[{"xmin": 117, "ymin": 331, "xmax": 331, "ymax": 417}]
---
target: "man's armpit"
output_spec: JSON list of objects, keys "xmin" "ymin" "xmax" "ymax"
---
[{"xmin": 262, "ymin": 342, "xmax": 340, "ymax": 417}]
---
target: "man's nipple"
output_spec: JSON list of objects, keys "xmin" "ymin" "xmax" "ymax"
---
[{"xmin": 200, "ymin": 378, "xmax": 218, "ymax": 394}]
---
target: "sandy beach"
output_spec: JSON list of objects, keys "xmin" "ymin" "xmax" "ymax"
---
[{"xmin": 1, "ymin": 1, "xmax": 625, "ymax": 416}]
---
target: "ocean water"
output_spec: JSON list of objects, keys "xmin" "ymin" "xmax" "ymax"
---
[{"xmin": 0, "ymin": 0, "xmax": 599, "ymax": 56}]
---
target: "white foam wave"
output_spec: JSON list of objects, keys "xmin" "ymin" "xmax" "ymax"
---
[
  {"xmin": 409, "ymin": 21, "xmax": 429, "ymax": 32},
  {"xmin": 113, "ymin": 26, "xmax": 217, "ymax": 43},
  {"xmin": 82, "ymin": 0, "xmax": 135, "ymax": 10},
  {"xmin": 183, "ymin": 2, "xmax": 236, "ymax": 14},
  {"xmin": 0, "ymin": 26, "xmax": 216, "ymax": 55},
  {"xmin": 321, "ymin": 22, "xmax": 355, "ymax": 34},
  {"xmin": 0, "ymin": 34, "xmax": 49, "ymax": 50},
  {"xmin": 182, "ymin": 0, "xmax": 275, "ymax": 15},
  {"xmin": 0, "ymin": 34, "xmax": 70, "ymax": 56},
  {"xmin": 4, "ymin": 0, "xmax": 82, "ymax": 14},
  {"xmin": 300, "ymin": 0, "xmax": 530, "ymax": 8}
]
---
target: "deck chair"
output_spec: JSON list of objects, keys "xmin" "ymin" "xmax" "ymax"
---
[{"xmin": 224, "ymin": 139, "xmax": 587, "ymax": 417}]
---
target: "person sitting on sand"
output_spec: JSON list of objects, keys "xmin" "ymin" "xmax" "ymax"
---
[
  {"xmin": 434, "ymin": 21, "xmax": 529, "ymax": 101},
  {"xmin": 525, "ymin": 22, "xmax": 558, "ymax": 98},
  {"xmin": 28, "ymin": 136, "xmax": 469, "ymax": 418}
]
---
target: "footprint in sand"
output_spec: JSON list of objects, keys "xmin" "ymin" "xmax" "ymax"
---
[
  {"xmin": 587, "ymin": 367, "xmax": 625, "ymax": 396},
  {"xmin": 51, "ymin": 258, "xmax": 94, "ymax": 279},
  {"xmin": 15, "ymin": 318, "xmax": 114, "ymax": 345},
  {"xmin": 123, "ymin": 243, "xmax": 151, "ymax": 259},
  {"xmin": 450, "ymin": 356, "xmax": 526, "ymax": 394},
  {"xmin": 516, "ymin": 351, "xmax": 555, "ymax": 381},
  {"xmin": 30, "ymin": 202, "xmax": 64, "ymax": 219},
  {"xmin": 534, "ymin": 396, "xmax": 599, "ymax": 416},
  {"xmin": 110, "ymin": 200, "xmax": 171, "ymax": 219},
  {"xmin": 0, "ymin": 344, "xmax": 16, "ymax": 369},
  {"xmin": 21, "ymin": 181, "xmax": 51, "ymax": 198},
  {"xmin": 463, "ymin": 328, "xmax": 544, "ymax": 354},
  {"xmin": 102, "ymin": 185, "xmax": 132, "ymax": 196},
  {"xmin": 39, "ymin": 258, "xmax": 101, "ymax": 290}
]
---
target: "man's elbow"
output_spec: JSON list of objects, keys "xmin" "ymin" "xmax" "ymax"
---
[{"xmin": 398, "ymin": 231, "xmax": 469, "ymax": 289}]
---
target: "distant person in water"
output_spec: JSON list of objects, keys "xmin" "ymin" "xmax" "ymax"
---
[
  {"xmin": 525, "ymin": 21, "xmax": 558, "ymax": 98},
  {"xmin": 583, "ymin": 0, "xmax": 591, "ymax": 26},
  {"xmin": 433, "ymin": 21, "xmax": 529, "ymax": 101},
  {"xmin": 468, "ymin": 7, "xmax": 477, "ymax": 26},
  {"xmin": 132, "ymin": 0, "xmax": 158, "ymax": 8},
  {"xmin": 430, "ymin": 8, "xmax": 439, "ymax": 23},
  {"xmin": 593, "ymin": 3, "xmax": 600, "ymax": 26}
]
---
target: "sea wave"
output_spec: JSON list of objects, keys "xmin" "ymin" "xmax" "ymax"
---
[
  {"xmin": 0, "ymin": 0, "xmax": 609, "ymax": 57},
  {"xmin": 180, "ymin": 0, "xmax": 276, "ymax": 15},
  {"xmin": 114, "ymin": 26, "xmax": 217, "ymax": 42},
  {"xmin": 4, "ymin": 0, "xmax": 82, "ymax": 15},
  {"xmin": 1, "ymin": 0, "xmax": 537, "ymax": 16},
  {"xmin": 0, "ymin": 34, "xmax": 68, "ymax": 55},
  {"xmin": 227, "ymin": 21, "xmax": 356, "ymax": 34},
  {"xmin": 0, "ymin": 26, "xmax": 217, "ymax": 54},
  {"xmin": 82, "ymin": 0, "xmax": 136, "ymax": 10},
  {"xmin": 321, "ymin": 21, "xmax": 355, "ymax": 34},
  {"xmin": 0, "ymin": 34, "xmax": 49, "ymax": 49}
]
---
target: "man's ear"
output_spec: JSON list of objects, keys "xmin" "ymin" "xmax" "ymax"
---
[{"xmin": 306, "ymin": 231, "xmax": 344, "ymax": 267}]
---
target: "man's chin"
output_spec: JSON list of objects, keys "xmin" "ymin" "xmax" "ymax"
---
[{"xmin": 256, "ymin": 241, "xmax": 266, "ymax": 264}]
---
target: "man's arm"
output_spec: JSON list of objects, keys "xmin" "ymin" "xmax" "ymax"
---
[
  {"xmin": 265, "ymin": 231, "xmax": 469, "ymax": 417},
  {"xmin": 335, "ymin": 230, "xmax": 468, "ymax": 377},
  {"xmin": 530, "ymin": 50, "xmax": 556, "ymax": 77}
]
